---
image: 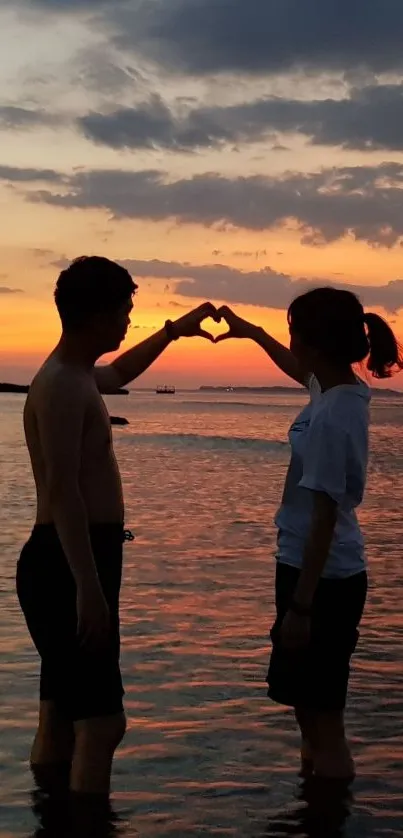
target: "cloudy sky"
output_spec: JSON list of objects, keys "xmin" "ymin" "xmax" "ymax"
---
[{"xmin": 1, "ymin": 0, "xmax": 403, "ymax": 386}]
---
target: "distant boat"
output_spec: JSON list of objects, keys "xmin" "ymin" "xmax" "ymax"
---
[{"xmin": 156, "ymin": 385, "xmax": 176, "ymax": 394}]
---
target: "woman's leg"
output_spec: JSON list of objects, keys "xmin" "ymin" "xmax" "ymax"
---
[
  {"xmin": 310, "ymin": 710, "xmax": 355, "ymax": 780},
  {"xmin": 308, "ymin": 572, "xmax": 367, "ymax": 780},
  {"xmin": 269, "ymin": 565, "xmax": 315, "ymax": 774},
  {"xmin": 294, "ymin": 707, "xmax": 316, "ymax": 777}
]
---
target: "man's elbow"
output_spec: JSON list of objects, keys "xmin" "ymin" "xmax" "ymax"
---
[
  {"xmin": 109, "ymin": 361, "xmax": 128, "ymax": 389},
  {"xmin": 94, "ymin": 364, "xmax": 124, "ymax": 393}
]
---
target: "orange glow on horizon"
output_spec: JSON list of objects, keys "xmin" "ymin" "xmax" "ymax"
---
[{"xmin": 2, "ymin": 199, "xmax": 403, "ymax": 388}]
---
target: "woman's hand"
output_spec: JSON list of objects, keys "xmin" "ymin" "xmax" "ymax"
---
[
  {"xmin": 172, "ymin": 302, "xmax": 219, "ymax": 342},
  {"xmin": 214, "ymin": 306, "xmax": 259, "ymax": 342},
  {"xmin": 280, "ymin": 610, "xmax": 311, "ymax": 649}
]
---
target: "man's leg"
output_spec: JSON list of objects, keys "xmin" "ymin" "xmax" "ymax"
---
[
  {"xmin": 311, "ymin": 710, "xmax": 355, "ymax": 780},
  {"xmin": 30, "ymin": 699, "xmax": 74, "ymax": 796},
  {"xmin": 31, "ymin": 700, "xmax": 74, "ymax": 767},
  {"xmin": 70, "ymin": 712, "xmax": 127, "ymax": 795},
  {"xmin": 31, "ymin": 659, "xmax": 75, "ymax": 771},
  {"xmin": 68, "ymin": 527, "xmax": 126, "ymax": 796}
]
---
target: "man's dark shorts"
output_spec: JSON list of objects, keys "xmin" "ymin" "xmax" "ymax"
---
[{"xmin": 16, "ymin": 523, "xmax": 130, "ymax": 721}]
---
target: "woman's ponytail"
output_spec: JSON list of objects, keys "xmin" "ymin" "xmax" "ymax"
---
[{"xmin": 364, "ymin": 312, "xmax": 403, "ymax": 379}]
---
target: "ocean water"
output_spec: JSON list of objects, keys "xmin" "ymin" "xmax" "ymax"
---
[{"xmin": 1, "ymin": 389, "xmax": 403, "ymax": 837}]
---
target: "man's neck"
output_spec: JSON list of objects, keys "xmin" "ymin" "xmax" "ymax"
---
[{"xmin": 53, "ymin": 334, "xmax": 99, "ymax": 370}]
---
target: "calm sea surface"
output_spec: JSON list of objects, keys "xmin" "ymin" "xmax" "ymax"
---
[{"xmin": 1, "ymin": 390, "xmax": 403, "ymax": 837}]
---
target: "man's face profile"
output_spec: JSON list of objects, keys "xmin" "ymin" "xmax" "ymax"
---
[{"xmin": 93, "ymin": 297, "xmax": 134, "ymax": 353}]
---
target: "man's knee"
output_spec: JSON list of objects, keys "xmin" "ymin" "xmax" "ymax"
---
[
  {"xmin": 31, "ymin": 700, "xmax": 74, "ymax": 766},
  {"xmin": 74, "ymin": 712, "xmax": 127, "ymax": 754},
  {"xmin": 38, "ymin": 700, "xmax": 71, "ymax": 731}
]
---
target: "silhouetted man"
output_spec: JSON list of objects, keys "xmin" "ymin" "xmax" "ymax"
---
[{"xmin": 17, "ymin": 256, "xmax": 217, "ymax": 799}]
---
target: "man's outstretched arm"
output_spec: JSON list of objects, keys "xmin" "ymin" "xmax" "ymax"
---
[{"xmin": 94, "ymin": 302, "xmax": 217, "ymax": 392}]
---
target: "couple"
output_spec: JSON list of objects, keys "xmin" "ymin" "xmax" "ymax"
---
[{"xmin": 17, "ymin": 255, "xmax": 402, "ymax": 802}]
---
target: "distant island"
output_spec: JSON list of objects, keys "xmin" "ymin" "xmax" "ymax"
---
[
  {"xmin": 0, "ymin": 382, "xmax": 129, "ymax": 395},
  {"xmin": 199, "ymin": 385, "xmax": 403, "ymax": 397},
  {"xmin": 200, "ymin": 385, "xmax": 305, "ymax": 393},
  {"xmin": 0, "ymin": 383, "xmax": 29, "ymax": 393}
]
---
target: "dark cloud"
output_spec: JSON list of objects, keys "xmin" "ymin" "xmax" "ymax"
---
[
  {"xmin": 48, "ymin": 255, "xmax": 403, "ymax": 313},
  {"xmin": 5, "ymin": 85, "xmax": 403, "ymax": 156},
  {"xmin": 117, "ymin": 257, "xmax": 403, "ymax": 314},
  {"xmin": 0, "ymin": 165, "xmax": 62, "ymax": 183},
  {"xmin": 79, "ymin": 96, "xmax": 179, "ymax": 151},
  {"xmin": 78, "ymin": 85, "xmax": 403, "ymax": 153},
  {"xmin": 9, "ymin": 0, "xmax": 403, "ymax": 78},
  {"xmin": 0, "ymin": 286, "xmax": 23, "ymax": 294},
  {"xmin": 19, "ymin": 162, "xmax": 403, "ymax": 247},
  {"xmin": 0, "ymin": 106, "xmax": 61, "ymax": 131},
  {"xmin": 104, "ymin": 0, "xmax": 403, "ymax": 77},
  {"xmin": 2, "ymin": 0, "xmax": 118, "ymax": 9}
]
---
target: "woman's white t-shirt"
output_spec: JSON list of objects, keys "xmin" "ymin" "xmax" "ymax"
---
[{"xmin": 275, "ymin": 374, "xmax": 370, "ymax": 579}]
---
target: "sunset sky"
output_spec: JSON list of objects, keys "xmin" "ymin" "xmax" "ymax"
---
[{"xmin": 1, "ymin": 1, "xmax": 403, "ymax": 387}]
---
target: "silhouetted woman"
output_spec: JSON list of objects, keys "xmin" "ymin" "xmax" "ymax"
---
[{"xmin": 216, "ymin": 288, "xmax": 402, "ymax": 780}]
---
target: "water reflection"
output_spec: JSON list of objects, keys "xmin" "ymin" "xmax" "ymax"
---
[
  {"xmin": 28, "ymin": 776, "xmax": 353, "ymax": 838},
  {"xmin": 2, "ymin": 394, "xmax": 403, "ymax": 836},
  {"xmin": 263, "ymin": 779, "xmax": 352, "ymax": 838},
  {"xmin": 29, "ymin": 785, "xmax": 127, "ymax": 838}
]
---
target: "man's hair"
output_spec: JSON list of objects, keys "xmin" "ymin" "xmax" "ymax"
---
[{"xmin": 54, "ymin": 256, "xmax": 138, "ymax": 330}]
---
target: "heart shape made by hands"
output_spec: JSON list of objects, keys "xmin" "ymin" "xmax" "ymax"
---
[
  {"xmin": 207, "ymin": 312, "xmax": 227, "ymax": 343},
  {"xmin": 189, "ymin": 306, "xmax": 225, "ymax": 343},
  {"xmin": 210, "ymin": 312, "xmax": 233, "ymax": 344},
  {"xmin": 197, "ymin": 311, "xmax": 233, "ymax": 343},
  {"xmin": 180, "ymin": 303, "xmax": 233, "ymax": 342}
]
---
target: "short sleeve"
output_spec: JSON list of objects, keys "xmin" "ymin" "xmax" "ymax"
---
[
  {"xmin": 299, "ymin": 418, "xmax": 348, "ymax": 504},
  {"xmin": 306, "ymin": 373, "xmax": 321, "ymax": 402}
]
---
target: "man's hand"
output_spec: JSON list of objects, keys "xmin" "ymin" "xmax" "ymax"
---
[
  {"xmin": 172, "ymin": 302, "xmax": 219, "ymax": 342},
  {"xmin": 280, "ymin": 610, "xmax": 311, "ymax": 649},
  {"xmin": 77, "ymin": 582, "xmax": 111, "ymax": 652},
  {"xmin": 214, "ymin": 306, "xmax": 258, "ymax": 343}
]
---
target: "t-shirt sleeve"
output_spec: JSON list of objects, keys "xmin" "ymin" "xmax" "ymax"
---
[
  {"xmin": 298, "ymin": 417, "xmax": 348, "ymax": 504},
  {"xmin": 306, "ymin": 373, "xmax": 321, "ymax": 402}
]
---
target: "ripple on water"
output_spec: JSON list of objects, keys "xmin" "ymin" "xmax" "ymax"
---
[{"xmin": 1, "ymin": 393, "xmax": 403, "ymax": 836}]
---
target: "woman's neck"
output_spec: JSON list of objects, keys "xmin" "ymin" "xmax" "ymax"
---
[{"xmin": 313, "ymin": 364, "xmax": 357, "ymax": 392}]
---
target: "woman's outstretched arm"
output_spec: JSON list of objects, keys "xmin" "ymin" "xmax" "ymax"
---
[{"xmin": 216, "ymin": 306, "xmax": 307, "ymax": 386}]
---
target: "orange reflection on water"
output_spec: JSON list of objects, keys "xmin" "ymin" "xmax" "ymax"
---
[{"xmin": 1, "ymin": 393, "xmax": 403, "ymax": 836}]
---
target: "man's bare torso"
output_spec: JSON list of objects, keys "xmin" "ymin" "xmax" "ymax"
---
[{"xmin": 24, "ymin": 358, "xmax": 124, "ymax": 524}]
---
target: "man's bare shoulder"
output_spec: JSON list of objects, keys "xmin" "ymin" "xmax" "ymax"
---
[{"xmin": 27, "ymin": 359, "xmax": 92, "ymax": 413}]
